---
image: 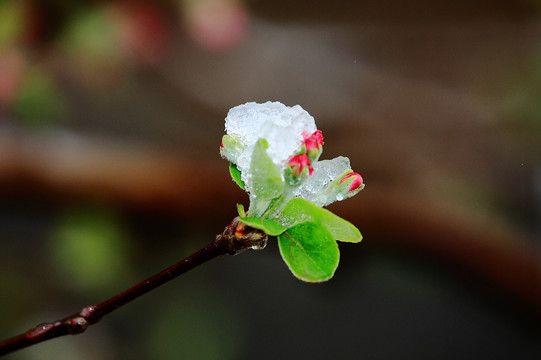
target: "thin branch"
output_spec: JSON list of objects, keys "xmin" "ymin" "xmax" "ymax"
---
[{"xmin": 0, "ymin": 217, "xmax": 267, "ymax": 357}]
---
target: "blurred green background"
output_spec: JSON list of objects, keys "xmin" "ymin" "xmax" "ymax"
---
[{"xmin": 0, "ymin": 0, "xmax": 540, "ymax": 359}]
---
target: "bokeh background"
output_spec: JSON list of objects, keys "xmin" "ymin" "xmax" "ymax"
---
[{"xmin": 1, "ymin": 0, "xmax": 540, "ymax": 359}]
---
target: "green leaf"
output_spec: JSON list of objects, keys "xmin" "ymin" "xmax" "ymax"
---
[
  {"xmin": 278, "ymin": 222, "xmax": 339, "ymax": 282},
  {"xmin": 280, "ymin": 198, "xmax": 362, "ymax": 243},
  {"xmin": 250, "ymin": 138, "xmax": 284, "ymax": 199},
  {"xmin": 236, "ymin": 203, "xmax": 246, "ymax": 217},
  {"xmin": 221, "ymin": 134, "xmax": 244, "ymax": 162},
  {"xmin": 238, "ymin": 217, "xmax": 286, "ymax": 236},
  {"xmin": 229, "ymin": 163, "xmax": 245, "ymax": 190}
]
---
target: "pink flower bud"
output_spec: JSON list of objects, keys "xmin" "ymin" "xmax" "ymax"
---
[
  {"xmin": 288, "ymin": 153, "xmax": 313, "ymax": 178},
  {"xmin": 304, "ymin": 130, "xmax": 324, "ymax": 151},
  {"xmin": 340, "ymin": 172, "xmax": 363, "ymax": 191},
  {"xmin": 303, "ymin": 130, "xmax": 324, "ymax": 162}
]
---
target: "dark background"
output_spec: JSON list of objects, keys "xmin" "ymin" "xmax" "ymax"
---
[{"xmin": 0, "ymin": 1, "xmax": 539, "ymax": 359}]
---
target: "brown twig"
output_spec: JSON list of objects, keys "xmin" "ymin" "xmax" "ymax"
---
[{"xmin": 0, "ymin": 217, "xmax": 267, "ymax": 357}]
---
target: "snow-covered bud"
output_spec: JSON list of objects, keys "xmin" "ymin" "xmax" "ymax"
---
[
  {"xmin": 339, "ymin": 171, "xmax": 363, "ymax": 191},
  {"xmin": 285, "ymin": 153, "xmax": 314, "ymax": 185},
  {"xmin": 288, "ymin": 154, "xmax": 312, "ymax": 177},
  {"xmin": 222, "ymin": 101, "xmax": 316, "ymax": 195},
  {"xmin": 220, "ymin": 101, "xmax": 364, "ymax": 215},
  {"xmin": 303, "ymin": 130, "xmax": 324, "ymax": 162},
  {"xmin": 292, "ymin": 157, "xmax": 364, "ymax": 207}
]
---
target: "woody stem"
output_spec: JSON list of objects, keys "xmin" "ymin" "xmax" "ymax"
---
[{"xmin": 0, "ymin": 218, "xmax": 267, "ymax": 357}]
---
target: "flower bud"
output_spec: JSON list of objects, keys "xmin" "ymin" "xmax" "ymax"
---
[
  {"xmin": 303, "ymin": 130, "xmax": 324, "ymax": 162},
  {"xmin": 326, "ymin": 170, "xmax": 364, "ymax": 203},
  {"xmin": 339, "ymin": 171, "xmax": 363, "ymax": 191},
  {"xmin": 285, "ymin": 153, "xmax": 313, "ymax": 185},
  {"xmin": 314, "ymin": 170, "xmax": 363, "ymax": 205},
  {"xmin": 288, "ymin": 154, "xmax": 312, "ymax": 177},
  {"xmin": 291, "ymin": 157, "xmax": 365, "ymax": 207}
]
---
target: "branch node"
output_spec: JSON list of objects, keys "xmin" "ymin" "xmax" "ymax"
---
[
  {"xmin": 64, "ymin": 317, "xmax": 88, "ymax": 335},
  {"xmin": 222, "ymin": 217, "xmax": 268, "ymax": 255},
  {"xmin": 79, "ymin": 305, "xmax": 99, "ymax": 323}
]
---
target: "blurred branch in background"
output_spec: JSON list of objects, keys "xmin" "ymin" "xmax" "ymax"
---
[
  {"xmin": 0, "ymin": 127, "xmax": 237, "ymax": 217},
  {"xmin": 0, "ymin": 128, "xmax": 539, "ymax": 310}
]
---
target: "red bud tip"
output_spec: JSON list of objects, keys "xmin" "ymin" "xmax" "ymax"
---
[
  {"xmin": 303, "ymin": 130, "xmax": 324, "ymax": 151},
  {"xmin": 340, "ymin": 172, "xmax": 363, "ymax": 191},
  {"xmin": 288, "ymin": 153, "xmax": 312, "ymax": 177}
]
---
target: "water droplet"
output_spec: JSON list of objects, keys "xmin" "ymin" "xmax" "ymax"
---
[{"xmin": 250, "ymin": 237, "xmax": 267, "ymax": 250}]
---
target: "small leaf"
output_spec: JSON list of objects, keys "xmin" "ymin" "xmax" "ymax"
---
[
  {"xmin": 278, "ymin": 222, "xmax": 339, "ymax": 282},
  {"xmin": 238, "ymin": 217, "xmax": 286, "ymax": 236},
  {"xmin": 250, "ymin": 138, "xmax": 284, "ymax": 199},
  {"xmin": 229, "ymin": 162, "xmax": 245, "ymax": 190},
  {"xmin": 221, "ymin": 134, "xmax": 244, "ymax": 156},
  {"xmin": 236, "ymin": 203, "xmax": 246, "ymax": 217},
  {"xmin": 280, "ymin": 198, "xmax": 362, "ymax": 243}
]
